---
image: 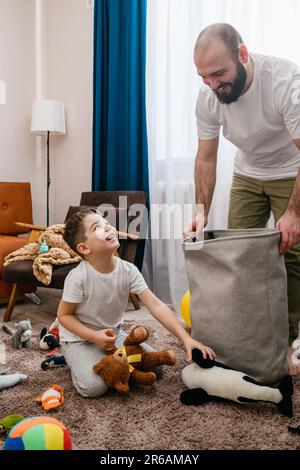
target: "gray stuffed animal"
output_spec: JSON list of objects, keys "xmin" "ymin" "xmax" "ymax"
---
[
  {"xmin": 2, "ymin": 320, "xmax": 32, "ymax": 350},
  {"xmin": 0, "ymin": 369, "xmax": 27, "ymax": 390}
]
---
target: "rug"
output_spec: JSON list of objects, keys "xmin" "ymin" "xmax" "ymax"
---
[{"xmin": 0, "ymin": 320, "xmax": 299, "ymax": 450}]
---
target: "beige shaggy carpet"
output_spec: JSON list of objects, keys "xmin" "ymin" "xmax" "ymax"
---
[{"xmin": 0, "ymin": 320, "xmax": 300, "ymax": 450}]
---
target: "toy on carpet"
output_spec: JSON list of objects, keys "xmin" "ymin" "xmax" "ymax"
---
[
  {"xmin": 2, "ymin": 320, "xmax": 32, "ymax": 349},
  {"xmin": 4, "ymin": 416, "xmax": 72, "ymax": 450},
  {"xmin": 39, "ymin": 318, "xmax": 60, "ymax": 351},
  {"xmin": 0, "ymin": 415, "xmax": 26, "ymax": 435},
  {"xmin": 291, "ymin": 321, "xmax": 300, "ymax": 365},
  {"xmin": 0, "ymin": 369, "xmax": 28, "ymax": 390},
  {"xmin": 288, "ymin": 425, "xmax": 300, "ymax": 435},
  {"xmin": 93, "ymin": 325, "xmax": 176, "ymax": 393},
  {"xmin": 180, "ymin": 349, "xmax": 293, "ymax": 418},
  {"xmin": 180, "ymin": 290, "xmax": 191, "ymax": 328},
  {"xmin": 37, "ymin": 384, "xmax": 64, "ymax": 411},
  {"xmin": 41, "ymin": 356, "xmax": 66, "ymax": 370}
]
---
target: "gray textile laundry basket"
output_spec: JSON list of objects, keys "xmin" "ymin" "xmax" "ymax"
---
[{"xmin": 182, "ymin": 229, "xmax": 289, "ymax": 384}]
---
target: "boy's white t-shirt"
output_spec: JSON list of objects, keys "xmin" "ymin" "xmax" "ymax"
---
[
  {"xmin": 59, "ymin": 257, "xmax": 148, "ymax": 342},
  {"xmin": 196, "ymin": 53, "xmax": 300, "ymax": 180}
]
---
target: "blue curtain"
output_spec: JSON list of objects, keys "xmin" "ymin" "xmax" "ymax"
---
[{"xmin": 92, "ymin": 0, "xmax": 149, "ymax": 197}]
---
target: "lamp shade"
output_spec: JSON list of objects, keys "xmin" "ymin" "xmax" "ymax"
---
[{"xmin": 31, "ymin": 100, "xmax": 65, "ymax": 135}]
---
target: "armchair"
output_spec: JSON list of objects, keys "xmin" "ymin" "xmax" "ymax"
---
[{"xmin": 0, "ymin": 182, "xmax": 36, "ymax": 305}]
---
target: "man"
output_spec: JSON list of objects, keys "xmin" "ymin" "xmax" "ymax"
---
[{"xmin": 187, "ymin": 23, "xmax": 300, "ymax": 375}]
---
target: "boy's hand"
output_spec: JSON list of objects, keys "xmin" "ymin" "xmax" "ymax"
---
[
  {"xmin": 92, "ymin": 329, "xmax": 117, "ymax": 351},
  {"xmin": 183, "ymin": 337, "xmax": 216, "ymax": 362}
]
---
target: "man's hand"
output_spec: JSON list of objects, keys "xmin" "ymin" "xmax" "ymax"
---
[
  {"xmin": 183, "ymin": 210, "xmax": 207, "ymax": 240},
  {"xmin": 276, "ymin": 210, "xmax": 300, "ymax": 254},
  {"xmin": 183, "ymin": 336, "xmax": 216, "ymax": 362},
  {"xmin": 92, "ymin": 329, "xmax": 117, "ymax": 351}
]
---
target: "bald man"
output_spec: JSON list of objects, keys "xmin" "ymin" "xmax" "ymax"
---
[{"xmin": 188, "ymin": 23, "xmax": 300, "ymax": 375}]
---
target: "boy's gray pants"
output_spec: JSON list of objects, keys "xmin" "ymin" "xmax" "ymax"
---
[{"xmin": 61, "ymin": 326, "xmax": 155, "ymax": 398}]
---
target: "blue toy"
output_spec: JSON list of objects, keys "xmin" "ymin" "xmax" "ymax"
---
[{"xmin": 39, "ymin": 239, "xmax": 49, "ymax": 253}]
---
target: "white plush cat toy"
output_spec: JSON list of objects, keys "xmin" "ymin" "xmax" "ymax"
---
[{"xmin": 180, "ymin": 349, "xmax": 293, "ymax": 418}]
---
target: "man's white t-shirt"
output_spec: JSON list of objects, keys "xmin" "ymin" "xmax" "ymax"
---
[
  {"xmin": 59, "ymin": 257, "xmax": 148, "ymax": 342},
  {"xmin": 196, "ymin": 53, "xmax": 300, "ymax": 180}
]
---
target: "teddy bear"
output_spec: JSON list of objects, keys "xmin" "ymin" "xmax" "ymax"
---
[{"xmin": 93, "ymin": 325, "xmax": 176, "ymax": 392}]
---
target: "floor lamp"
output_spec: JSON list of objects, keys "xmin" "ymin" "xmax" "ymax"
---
[{"xmin": 31, "ymin": 100, "xmax": 66, "ymax": 226}]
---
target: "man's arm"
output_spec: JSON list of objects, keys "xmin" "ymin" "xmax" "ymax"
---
[
  {"xmin": 184, "ymin": 137, "xmax": 219, "ymax": 238},
  {"xmin": 57, "ymin": 300, "xmax": 116, "ymax": 350},
  {"xmin": 276, "ymin": 138, "xmax": 300, "ymax": 254},
  {"xmin": 195, "ymin": 137, "xmax": 219, "ymax": 212}
]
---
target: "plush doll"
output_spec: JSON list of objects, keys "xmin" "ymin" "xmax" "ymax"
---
[
  {"xmin": 93, "ymin": 325, "xmax": 176, "ymax": 393},
  {"xmin": 2, "ymin": 320, "xmax": 32, "ymax": 349},
  {"xmin": 41, "ymin": 356, "xmax": 66, "ymax": 370},
  {"xmin": 180, "ymin": 349, "xmax": 293, "ymax": 418},
  {"xmin": 37, "ymin": 384, "xmax": 64, "ymax": 411},
  {"xmin": 39, "ymin": 318, "xmax": 60, "ymax": 351},
  {"xmin": 0, "ymin": 369, "xmax": 28, "ymax": 390}
]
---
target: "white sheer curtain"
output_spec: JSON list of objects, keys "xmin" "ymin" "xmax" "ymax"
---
[{"xmin": 144, "ymin": 0, "xmax": 300, "ymax": 310}]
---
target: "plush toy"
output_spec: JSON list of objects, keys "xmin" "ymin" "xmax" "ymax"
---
[
  {"xmin": 0, "ymin": 369, "xmax": 27, "ymax": 390},
  {"xmin": 41, "ymin": 356, "xmax": 66, "ymax": 370},
  {"xmin": 37, "ymin": 384, "xmax": 64, "ymax": 411},
  {"xmin": 39, "ymin": 318, "xmax": 60, "ymax": 351},
  {"xmin": 2, "ymin": 320, "xmax": 32, "ymax": 349},
  {"xmin": 93, "ymin": 325, "xmax": 176, "ymax": 393},
  {"xmin": 0, "ymin": 415, "xmax": 25, "ymax": 435},
  {"xmin": 288, "ymin": 425, "xmax": 300, "ymax": 435},
  {"xmin": 4, "ymin": 416, "xmax": 72, "ymax": 450},
  {"xmin": 180, "ymin": 349, "xmax": 293, "ymax": 418}
]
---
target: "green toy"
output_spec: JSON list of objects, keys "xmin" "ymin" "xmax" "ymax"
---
[{"xmin": 0, "ymin": 415, "xmax": 25, "ymax": 435}]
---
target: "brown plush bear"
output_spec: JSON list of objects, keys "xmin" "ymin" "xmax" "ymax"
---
[{"xmin": 93, "ymin": 325, "xmax": 176, "ymax": 393}]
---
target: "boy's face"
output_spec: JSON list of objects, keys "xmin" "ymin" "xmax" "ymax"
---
[{"xmin": 77, "ymin": 213, "xmax": 120, "ymax": 256}]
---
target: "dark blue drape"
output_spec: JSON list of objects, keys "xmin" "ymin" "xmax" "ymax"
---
[{"xmin": 92, "ymin": 0, "xmax": 149, "ymax": 197}]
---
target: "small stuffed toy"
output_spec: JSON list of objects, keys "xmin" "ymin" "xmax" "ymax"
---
[
  {"xmin": 37, "ymin": 384, "xmax": 64, "ymax": 411},
  {"xmin": 0, "ymin": 415, "xmax": 26, "ymax": 435},
  {"xmin": 288, "ymin": 425, "xmax": 300, "ymax": 435},
  {"xmin": 41, "ymin": 356, "xmax": 66, "ymax": 370},
  {"xmin": 0, "ymin": 369, "xmax": 28, "ymax": 390},
  {"xmin": 180, "ymin": 349, "xmax": 293, "ymax": 418},
  {"xmin": 93, "ymin": 325, "xmax": 176, "ymax": 393},
  {"xmin": 39, "ymin": 318, "xmax": 60, "ymax": 351},
  {"xmin": 2, "ymin": 320, "xmax": 32, "ymax": 349}
]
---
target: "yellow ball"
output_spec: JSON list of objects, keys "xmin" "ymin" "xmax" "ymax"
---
[{"xmin": 180, "ymin": 290, "xmax": 191, "ymax": 328}]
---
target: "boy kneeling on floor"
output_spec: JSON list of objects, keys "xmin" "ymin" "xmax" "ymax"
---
[{"xmin": 58, "ymin": 209, "xmax": 215, "ymax": 397}]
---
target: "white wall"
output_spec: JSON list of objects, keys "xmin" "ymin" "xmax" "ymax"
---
[
  {"xmin": 0, "ymin": 0, "xmax": 37, "ymax": 215},
  {"xmin": 0, "ymin": 0, "xmax": 94, "ymax": 226},
  {"xmin": 46, "ymin": 0, "xmax": 94, "ymax": 224}
]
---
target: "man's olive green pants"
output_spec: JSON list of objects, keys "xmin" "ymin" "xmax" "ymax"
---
[{"xmin": 228, "ymin": 173, "xmax": 300, "ymax": 344}]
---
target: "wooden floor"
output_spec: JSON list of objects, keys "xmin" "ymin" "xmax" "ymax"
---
[{"xmin": 0, "ymin": 287, "xmax": 151, "ymax": 331}]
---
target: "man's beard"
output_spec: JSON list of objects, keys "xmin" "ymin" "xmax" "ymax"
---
[{"xmin": 214, "ymin": 62, "xmax": 247, "ymax": 104}]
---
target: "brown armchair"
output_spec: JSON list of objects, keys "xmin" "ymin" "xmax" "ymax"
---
[
  {"xmin": 0, "ymin": 182, "xmax": 36, "ymax": 305},
  {"xmin": 2, "ymin": 190, "xmax": 147, "ymax": 321}
]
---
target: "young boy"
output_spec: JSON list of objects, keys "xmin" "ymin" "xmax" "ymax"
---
[{"xmin": 58, "ymin": 209, "xmax": 215, "ymax": 398}]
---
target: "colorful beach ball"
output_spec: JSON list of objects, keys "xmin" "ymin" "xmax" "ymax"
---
[{"xmin": 4, "ymin": 416, "xmax": 72, "ymax": 450}]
